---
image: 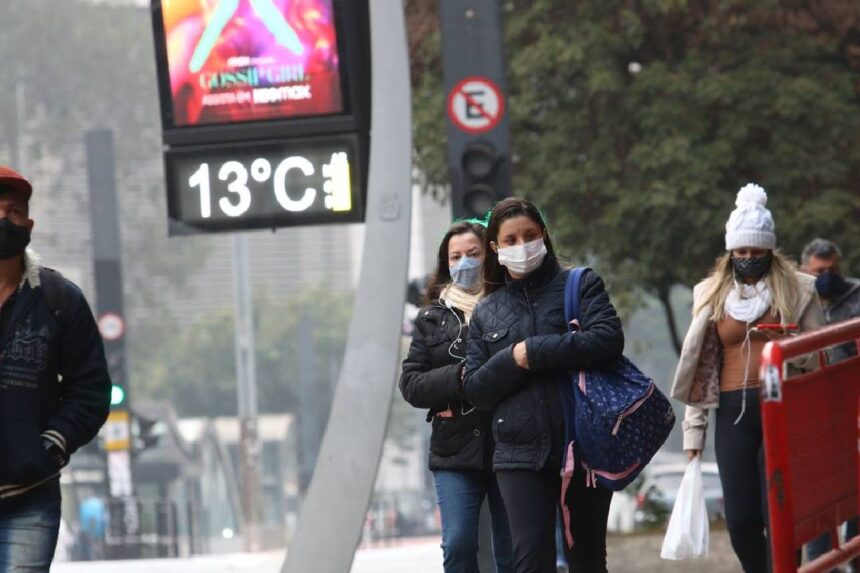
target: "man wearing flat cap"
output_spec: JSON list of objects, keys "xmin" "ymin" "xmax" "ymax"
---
[{"xmin": 0, "ymin": 165, "xmax": 111, "ymax": 571}]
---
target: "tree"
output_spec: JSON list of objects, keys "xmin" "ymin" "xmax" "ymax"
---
[
  {"xmin": 135, "ymin": 287, "xmax": 354, "ymax": 417},
  {"xmin": 410, "ymin": 0, "xmax": 860, "ymax": 353}
]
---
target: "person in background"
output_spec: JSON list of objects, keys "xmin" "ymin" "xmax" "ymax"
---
[
  {"xmin": 400, "ymin": 221, "xmax": 512, "ymax": 573},
  {"xmin": 801, "ymin": 238, "xmax": 859, "ymax": 572},
  {"xmin": 465, "ymin": 198, "xmax": 624, "ymax": 573},
  {"xmin": 671, "ymin": 184, "xmax": 825, "ymax": 572}
]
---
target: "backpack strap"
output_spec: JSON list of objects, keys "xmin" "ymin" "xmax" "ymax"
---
[
  {"xmin": 39, "ymin": 267, "xmax": 69, "ymax": 328},
  {"xmin": 564, "ymin": 267, "xmax": 590, "ymax": 328}
]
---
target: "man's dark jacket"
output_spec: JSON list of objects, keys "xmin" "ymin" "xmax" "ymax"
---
[
  {"xmin": 464, "ymin": 256, "xmax": 624, "ymax": 472},
  {"xmin": 0, "ymin": 254, "xmax": 111, "ymax": 499},
  {"xmin": 400, "ymin": 301, "xmax": 494, "ymax": 472},
  {"xmin": 825, "ymin": 278, "xmax": 860, "ymax": 363}
]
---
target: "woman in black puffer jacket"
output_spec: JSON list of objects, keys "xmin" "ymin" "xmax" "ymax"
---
[
  {"xmin": 400, "ymin": 221, "xmax": 512, "ymax": 573},
  {"xmin": 464, "ymin": 198, "xmax": 624, "ymax": 573}
]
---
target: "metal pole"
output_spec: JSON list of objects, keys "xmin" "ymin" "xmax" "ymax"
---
[
  {"xmin": 232, "ymin": 234, "xmax": 261, "ymax": 552},
  {"xmin": 85, "ymin": 129, "xmax": 140, "ymax": 558},
  {"xmin": 281, "ymin": 0, "xmax": 412, "ymax": 570}
]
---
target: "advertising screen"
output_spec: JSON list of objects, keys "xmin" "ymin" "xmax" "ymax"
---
[{"xmin": 160, "ymin": 0, "xmax": 344, "ymax": 127}]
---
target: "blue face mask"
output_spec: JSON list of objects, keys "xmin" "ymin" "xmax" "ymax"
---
[
  {"xmin": 815, "ymin": 270, "xmax": 848, "ymax": 299},
  {"xmin": 449, "ymin": 256, "xmax": 482, "ymax": 289}
]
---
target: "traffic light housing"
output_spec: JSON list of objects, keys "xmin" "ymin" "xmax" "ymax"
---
[
  {"xmin": 453, "ymin": 141, "xmax": 509, "ymax": 220},
  {"xmin": 105, "ymin": 350, "xmax": 128, "ymax": 411}
]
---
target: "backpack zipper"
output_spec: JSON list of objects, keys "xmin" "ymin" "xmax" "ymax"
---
[
  {"xmin": 581, "ymin": 460, "xmax": 641, "ymax": 487},
  {"xmin": 611, "ymin": 383, "xmax": 655, "ymax": 436}
]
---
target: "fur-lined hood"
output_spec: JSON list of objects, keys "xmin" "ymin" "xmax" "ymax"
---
[{"xmin": 20, "ymin": 247, "xmax": 41, "ymax": 290}]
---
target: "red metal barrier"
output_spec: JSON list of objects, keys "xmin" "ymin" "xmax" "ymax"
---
[{"xmin": 761, "ymin": 317, "xmax": 860, "ymax": 573}]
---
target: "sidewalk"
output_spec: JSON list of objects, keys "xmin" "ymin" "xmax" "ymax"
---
[{"xmin": 53, "ymin": 530, "xmax": 742, "ymax": 572}]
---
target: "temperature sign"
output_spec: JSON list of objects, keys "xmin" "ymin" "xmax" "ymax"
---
[{"xmin": 164, "ymin": 136, "xmax": 364, "ymax": 234}]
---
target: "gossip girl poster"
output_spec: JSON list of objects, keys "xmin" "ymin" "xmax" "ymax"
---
[{"xmin": 161, "ymin": 0, "xmax": 344, "ymax": 126}]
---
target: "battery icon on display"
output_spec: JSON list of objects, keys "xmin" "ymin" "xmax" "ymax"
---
[{"xmin": 322, "ymin": 152, "xmax": 352, "ymax": 212}]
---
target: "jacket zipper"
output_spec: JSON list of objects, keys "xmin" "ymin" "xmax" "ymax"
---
[{"xmin": 611, "ymin": 383, "xmax": 655, "ymax": 436}]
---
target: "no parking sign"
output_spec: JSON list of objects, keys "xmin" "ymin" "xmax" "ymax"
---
[{"xmin": 447, "ymin": 76, "xmax": 505, "ymax": 134}]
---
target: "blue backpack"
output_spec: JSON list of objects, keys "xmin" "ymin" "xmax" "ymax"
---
[{"xmin": 558, "ymin": 268, "xmax": 676, "ymax": 496}]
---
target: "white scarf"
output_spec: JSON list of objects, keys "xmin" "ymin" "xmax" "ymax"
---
[
  {"xmin": 724, "ymin": 280, "xmax": 772, "ymax": 324},
  {"xmin": 440, "ymin": 283, "xmax": 483, "ymax": 324}
]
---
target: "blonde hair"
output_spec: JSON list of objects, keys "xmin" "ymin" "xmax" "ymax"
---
[{"xmin": 694, "ymin": 250, "xmax": 801, "ymax": 322}]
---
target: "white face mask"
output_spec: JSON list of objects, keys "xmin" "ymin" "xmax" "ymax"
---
[{"xmin": 497, "ymin": 238, "xmax": 548, "ymax": 276}]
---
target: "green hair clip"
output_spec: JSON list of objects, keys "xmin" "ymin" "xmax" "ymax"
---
[{"xmin": 451, "ymin": 211, "xmax": 491, "ymax": 228}]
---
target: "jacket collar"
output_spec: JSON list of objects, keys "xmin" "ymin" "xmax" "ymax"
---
[
  {"xmin": 19, "ymin": 248, "xmax": 41, "ymax": 290},
  {"xmin": 829, "ymin": 278, "xmax": 860, "ymax": 310},
  {"xmin": 505, "ymin": 254, "xmax": 560, "ymax": 293}
]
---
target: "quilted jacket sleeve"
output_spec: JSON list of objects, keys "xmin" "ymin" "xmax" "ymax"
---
[
  {"xmin": 399, "ymin": 316, "xmax": 463, "ymax": 410},
  {"xmin": 463, "ymin": 305, "xmax": 530, "ymax": 410},
  {"xmin": 525, "ymin": 270, "xmax": 624, "ymax": 372}
]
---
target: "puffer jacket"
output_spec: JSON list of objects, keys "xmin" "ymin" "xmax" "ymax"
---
[
  {"xmin": 400, "ymin": 300, "xmax": 494, "ymax": 472},
  {"xmin": 464, "ymin": 256, "xmax": 624, "ymax": 472}
]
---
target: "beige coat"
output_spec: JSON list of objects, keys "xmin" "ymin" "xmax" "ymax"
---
[{"xmin": 670, "ymin": 271, "xmax": 825, "ymax": 451}]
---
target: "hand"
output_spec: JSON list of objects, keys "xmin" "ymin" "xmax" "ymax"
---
[
  {"xmin": 686, "ymin": 449, "xmax": 702, "ymax": 461},
  {"xmin": 513, "ymin": 342, "xmax": 529, "ymax": 369}
]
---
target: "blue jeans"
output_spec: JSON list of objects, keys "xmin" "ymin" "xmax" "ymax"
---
[
  {"xmin": 433, "ymin": 470, "xmax": 513, "ymax": 573},
  {"xmin": 555, "ymin": 511, "xmax": 567, "ymax": 568},
  {"xmin": 0, "ymin": 480, "xmax": 61, "ymax": 573},
  {"xmin": 807, "ymin": 518, "xmax": 859, "ymax": 572}
]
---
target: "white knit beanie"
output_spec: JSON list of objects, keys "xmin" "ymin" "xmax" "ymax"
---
[{"xmin": 725, "ymin": 183, "xmax": 776, "ymax": 251}]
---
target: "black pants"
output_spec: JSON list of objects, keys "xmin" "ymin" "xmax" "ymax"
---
[
  {"xmin": 715, "ymin": 389, "xmax": 770, "ymax": 573},
  {"xmin": 496, "ymin": 466, "xmax": 612, "ymax": 573}
]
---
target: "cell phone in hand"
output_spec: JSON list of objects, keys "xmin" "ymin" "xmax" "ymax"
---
[{"xmin": 753, "ymin": 323, "xmax": 798, "ymax": 332}]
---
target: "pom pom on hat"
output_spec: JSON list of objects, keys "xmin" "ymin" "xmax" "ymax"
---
[
  {"xmin": 725, "ymin": 183, "xmax": 776, "ymax": 251},
  {"xmin": 735, "ymin": 183, "xmax": 767, "ymax": 207}
]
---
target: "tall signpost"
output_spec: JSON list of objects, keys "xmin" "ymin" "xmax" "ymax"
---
[
  {"xmin": 281, "ymin": 3, "xmax": 411, "ymax": 571},
  {"xmin": 151, "ymin": 1, "xmax": 410, "ymax": 568},
  {"xmin": 231, "ymin": 233, "xmax": 261, "ymax": 551},
  {"xmin": 440, "ymin": 0, "xmax": 513, "ymax": 219},
  {"xmin": 85, "ymin": 129, "xmax": 139, "ymax": 558},
  {"xmin": 439, "ymin": 2, "xmax": 512, "ymax": 569}
]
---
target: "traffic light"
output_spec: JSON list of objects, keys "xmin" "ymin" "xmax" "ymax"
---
[
  {"xmin": 110, "ymin": 384, "xmax": 126, "ymax": 407},
  {"xmin": 454, "ymin": 141, "xmax": 504, "ymax": 220},
  {"xmin": 105, "ymin": 350, "xmax": 128, "ymax": 411}
]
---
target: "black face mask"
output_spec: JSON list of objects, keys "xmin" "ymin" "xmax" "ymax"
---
[
  {"xmin": 0, "ymin": 218, "xmax": 31, "ymax": 260},
  {"xmin": 732, "ymin": 253, "xmax": 772, "ymax": 281},
  {"xmin": 815, "ymin": 271, "xmax": 849, "ymax": 299}
]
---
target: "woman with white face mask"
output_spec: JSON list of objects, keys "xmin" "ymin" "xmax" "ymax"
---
[
  {"xmin": 400, "ymin": 221, "xmax": 513, "ymax": 573},
  {"xmin": 670, "ymin": 184, "xmax": 825, "ymax": 572},
  {"xmin": 464, "ymin": 198, "xmax": 624, "ymax": 573}
]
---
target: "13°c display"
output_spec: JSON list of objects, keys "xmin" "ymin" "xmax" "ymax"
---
[{"xmin": 165, "ymin": 137, "xmax": 363, "ymax": 234}]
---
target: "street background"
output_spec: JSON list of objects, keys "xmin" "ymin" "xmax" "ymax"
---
[{"xmin": 1, "ymin": 0, "xmax": 858, "ymax": 569}]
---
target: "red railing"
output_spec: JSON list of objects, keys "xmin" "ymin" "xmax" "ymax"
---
[{"xmin": 761, "ymin": 317, "xmax": 860, "ymax": 573}]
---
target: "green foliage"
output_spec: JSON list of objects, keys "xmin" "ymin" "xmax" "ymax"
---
[
  {"xmin": 410, "ymin": 1, "xmax": 860, "ymax": 347},
  {"xmin": 136, "ymin": 287, "xmax": 354, "ymax": 417}
]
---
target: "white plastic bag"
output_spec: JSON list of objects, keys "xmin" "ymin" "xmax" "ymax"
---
[{"xmin": 660, "ymin": 457, "xmax": 709, "ymax": 560}]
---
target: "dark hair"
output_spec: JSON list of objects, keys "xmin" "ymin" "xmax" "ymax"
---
[
  {"xmin": 483, "ymin": 197, "xmax": 556, "ymax": 294},
  {"xmin": 801, "ymin": 238, "xmax": 842, "ymax": 265},
  {"xmin": 425, "ymin": 221, "xmax": 487, "ymax": 303}
]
